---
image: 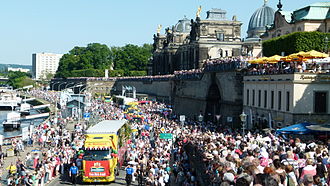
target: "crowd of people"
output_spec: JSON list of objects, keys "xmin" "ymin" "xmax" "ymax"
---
[
  {"xmin": 246, "ymin": 61, "xmax": 330, "ymax": 75},
  {"xmin": 2, "ymin": 88, "xmax": 330, "ymax": 186}
]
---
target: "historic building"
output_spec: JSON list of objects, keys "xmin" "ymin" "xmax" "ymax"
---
[
  {"xmin": 262, "ymin": 2, "xmax": 330, "ymax": 40},
  {"xmin": 242, "ymin": 1, "xmax": 275, "ymax": 57},
  {"xmin": 243, "ymin": 73, "xmax": 330, "ymax": 129},
  {"xmin": 150, "ymin": 8, "xmax": 243, "ymax": 75}
]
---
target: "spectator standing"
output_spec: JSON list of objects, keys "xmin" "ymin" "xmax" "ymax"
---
[
  {"xmin": 69, "ymin": 162, "xmax": 78, "ymax": 185},
  {"xmin": 125, "ymin": 164, "xmax": 134, "ymax": 186}
]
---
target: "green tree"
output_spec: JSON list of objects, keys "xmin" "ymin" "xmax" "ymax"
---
[
  {"xmin": 7, "ymin": 71, "xmax": 34, "ymax": 89},
  {"xmin": 55, "ymin": 43, "xmax": 113, "ymax": 78},
  {"xmin": 55, "ymin": 43, "xmax": 152, "ymax": 78},
  {"xmin": 112, "ymin": 44, "xmax": 152, "ymax": 76}
]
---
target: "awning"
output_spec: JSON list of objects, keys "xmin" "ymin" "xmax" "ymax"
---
[
  {"xmin": 306, "ymin": 124, "xmax": 330, "ymax": 132},
  {"xmin": 276, "ymin": 122, "xmax": 313, "ymax": 135}
]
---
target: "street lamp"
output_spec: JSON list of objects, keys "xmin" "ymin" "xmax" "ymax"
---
[
  {"xmin": 240, "ymin": 111, "xmax": 247, "ymax": 137},
  {"xmin": 51, "ymin": 82, "xmax": 61, "ymax": 91},
  {"xmin": 65, "ymin": 82, "xmax": 75, "ymax": 89},
  {"xmin": 57, "ymin": 82, "xmax": 67, "ymax": 91},
  {"xmin": 325, "ymin": 36, "xmax": 329, "ymax": 53},
  {"xmin": 198, "ymin": 114, "xmax": 203, "ymax": 123}
]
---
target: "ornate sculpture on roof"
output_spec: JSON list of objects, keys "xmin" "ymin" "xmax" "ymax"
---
[
  {"xmin": 264, "ymin": 0, "xmax": 268, "ymax": 5},
  {"xmin": 156, "ymin": 24, "xmax": 162, "ymax": 34},
  {"xmin": 196, "ymin": 6, "xmax": 202, "ymax": 18},
  {"xmin": 277, "ymin": 0, "xmax": 283, "ymax": 11}
]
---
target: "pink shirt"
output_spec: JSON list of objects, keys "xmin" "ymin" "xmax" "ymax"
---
[{"xmin": 300, "ymin": 165, "xmax": 316, "ymax": 179}]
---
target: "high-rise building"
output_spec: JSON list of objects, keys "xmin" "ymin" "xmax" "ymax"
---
[{"xmin": 32, "ymin": 52, "xmax": 63, "ymax": 80}]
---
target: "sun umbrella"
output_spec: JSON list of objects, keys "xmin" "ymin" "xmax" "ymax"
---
[
  {"xmin": 280, "ymin": 56, "xmax": 293, "ymax": 62},
  {"xmin": 301, "ymin": 50, "xmax": 329, "ymax": 59},
  {"xmin": 250, "ymin": 57, "xmax": 268, "ymax": 64},
  {"xmin": 288, "ymin": 51, "xmax": 306, "ymax": 59},
  {"xmin": 267, "ymin": 55, "xmax": 282, "ymax": 63}
]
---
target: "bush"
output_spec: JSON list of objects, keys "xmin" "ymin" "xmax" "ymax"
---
[
  {"xmin": 70, "ymin": 69, "xmax": 105, "ymax": 77},
  {"xmin": 109, "ymin": 70, "xmax": 124, "ymax": 77},
  {"xmin": 262, "ymin": 31, "xmax": 330, "ymax": 56},
  {"xmin": 128, "ymin": 71, "xmax": 147, "ymax": 76}
]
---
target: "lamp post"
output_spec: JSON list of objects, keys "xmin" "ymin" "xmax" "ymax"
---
[
  {"xmin": 78, "ymin": 87, "xmax": 87, "ymax": 124},
  {"xmin": 325, "ymin": 36, "xmax": 329, "ymax": 54},
  {"xmin": 65, "ymin": 82, "xmax": 75, "ymax": 89},
  {"xmin": 52, "ymin": 82, "xmax": 60, "ymax": 91},
  {"xmin": 240, "ymin": 111, "xmax": 247, "ymax": 137},
  {"xmin": 198, "ymin": 114, "xmax": 203, "ymax": 123},
  {"xmin": 57, "ymin": 82, "xmax": 67, "ymax": 91}
]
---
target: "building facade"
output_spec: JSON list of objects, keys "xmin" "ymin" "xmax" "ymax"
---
[
  {"xmin": 242, "ymin": 1, "xmax": 275, "ymax": 57},
  {"xmin": 262, "ymin": 2, "xmax": 330, "ymax": 40},
  {"xmin": 243, "ymin": 73, "xmax": 330, "ymax": 129},
  {"xmin": 7, "ymin": 67, "xmax": 30, "ymax": 73},
  {"xmin": 150, "ymin": 8, "xmax": 243, "ymax": 75},
  {"xmin": 32, "ymin": 53, "xmax": 63, "ymax": 80}
]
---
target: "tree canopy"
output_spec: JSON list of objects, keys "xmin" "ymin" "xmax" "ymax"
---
[
  {"xmin": 55, "ymin": 43, "xmax": 152, "ymax": 78},
  {"xmin": 7, "ymin": 71, "xmax": 34, "ymax": 89}
]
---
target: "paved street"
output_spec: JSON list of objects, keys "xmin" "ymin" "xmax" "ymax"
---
[{"xmin": 48, "ymin": 169, "xmax": 137, "ymax": 186}]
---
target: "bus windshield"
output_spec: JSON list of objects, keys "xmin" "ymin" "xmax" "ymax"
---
[{"xmin": 83, "ymin": 150, "xmax": 110, "ymax": 161}]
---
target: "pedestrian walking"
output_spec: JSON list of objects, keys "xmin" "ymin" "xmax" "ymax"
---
[
  {"xmin": 125, "ymin": 164, "xmax": 134, "ymax": 186},
  {"xmin": 69, "ymin": 162, "xmax": 78, "ymax": 185}
]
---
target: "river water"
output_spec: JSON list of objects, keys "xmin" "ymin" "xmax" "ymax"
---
[{"xmin": 0, "ymin": 110, "xmax": 45, "ymax": 138}]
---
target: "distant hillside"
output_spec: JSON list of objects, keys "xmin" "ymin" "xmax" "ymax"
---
[{"xmin": 0, "ymin": 64, "xmax": 32, "ymax": 72}]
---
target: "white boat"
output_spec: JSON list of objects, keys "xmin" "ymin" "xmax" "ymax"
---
[
  {"xmin": 0, "ymin": 89, "xmax": 22, "ymax": 109},
  {"xmin": 2, "ymin": 111, "xmax": 21, "ymax": 130},
  {"xmin": 17, "ymin": 103, "xmax": 31, "ymax": 115}
]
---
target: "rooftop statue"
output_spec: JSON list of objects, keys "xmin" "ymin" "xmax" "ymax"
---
[
  {"xmin": 157, "ymin": 24, "xmax": 162, "ymax": 34},
  {"xmin": 196, "ymin": 6, "xmax": 202, "ymax": 18}
]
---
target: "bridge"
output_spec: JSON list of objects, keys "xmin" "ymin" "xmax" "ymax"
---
[{"xmin": 51, "ymin": 62, "xmax": 244, "ymax": 125}]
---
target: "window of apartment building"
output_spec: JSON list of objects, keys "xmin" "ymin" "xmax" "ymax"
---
[
  {"xmin": 217, "ymin": 33, "xmax": 225, "ymax": 41},
  {"xmin": 252, "ymin": 90, "xmax": 255, "ymax": 106},
  {"xmin": 278, "ymin": 91, "xmax": 282, "ymax": 110},
  {"xmin": 246, "ymin": 89, "xmax": 249, "ymax": 105},
  {"xmin": 271, "ymin": 91, "xmax": 274, "ymax": 109},
  {"xmin": 264, "ymin": 90, "xmax": 267, "ymax": 108},
  {"xmin": 314, "ymin": 92, "xmax": 327, "ymax": 113},
  {"xmin": 258, "ymin": 90, "xmax": 261, "ymax": 107},
  {"xmin": 286, "ymin": 91, "xmax": 290, "ymax": 111}
]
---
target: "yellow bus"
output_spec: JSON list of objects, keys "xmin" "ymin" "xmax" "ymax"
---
[{"xmin": 81, "ymin": 120, "xmax": 128, "ymax": 183}]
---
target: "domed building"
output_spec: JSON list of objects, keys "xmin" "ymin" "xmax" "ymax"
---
[
  {"xmin": 174, "ymin": 17, "xmax": 191, "ymax": 33},
  {"xmin": 150, "ymin": 8, "xmax": 243, "ymax": 75},
  {"xmin": 243, "ymin": 1, "xmax": 275, "ymax": 57},
  {"xmin": 247, "ymin": 2, "xmax": 275, "ymax": 38}
]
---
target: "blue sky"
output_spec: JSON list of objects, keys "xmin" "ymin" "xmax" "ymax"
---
[{"xmin": 0, "ymin": 0, "xmax": 327, "ymax": 65}]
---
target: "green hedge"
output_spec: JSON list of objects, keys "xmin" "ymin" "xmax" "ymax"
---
[
  {"xmin": 65, "ymin": 69, "xmax": 146, "ymax": 77},
  {"xmin": 262, "ymin": 31, "xmax": 330, "ymax": 56},
  {"xmin": 70, "ymin": 69, "xmax": 105, "ymax": 77},
  {"xmin": 128, "ymin": 71, "xmax": 147, "ymax": 76}
]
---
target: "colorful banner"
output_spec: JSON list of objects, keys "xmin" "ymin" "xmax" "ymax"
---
[{"xmin": 84, "ymin": 161, "xmax": 110, "ymax": 177}]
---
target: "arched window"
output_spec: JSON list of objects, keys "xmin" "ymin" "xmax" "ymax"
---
[{"xmin": 297, "ymin": 27, "xmax": 302, "ymax": 31}]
